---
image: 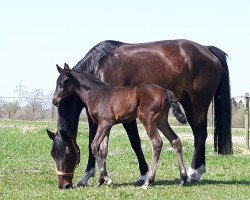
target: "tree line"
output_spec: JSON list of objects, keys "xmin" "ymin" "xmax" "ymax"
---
[
  {"xmin": 0, "ymin": 89, "xmax": 56, "ymax": 121},
  {"xmin": 0, "ymin": 90, "xmax": 246, "ymax": 128}
]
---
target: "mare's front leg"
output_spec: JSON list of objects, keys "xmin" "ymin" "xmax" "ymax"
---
[
  {"xmin": 77, "ymin": 116, "xmax": 97, "ymax": 187},
  {"xmin": 123, "ymin": 120, "xmax": 148, "ymax": 185},
  {"xmin": 140, "ymin": 120, "xmax": 163, "ymax": 190},
  {"xmin": 91, "ymin": 121, "xmax": 113, "ymax": 187}
]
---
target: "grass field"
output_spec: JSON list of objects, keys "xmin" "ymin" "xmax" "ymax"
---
[{"xmin": 0, "ymin": 120, "xmax": 250, "ymax": 200}]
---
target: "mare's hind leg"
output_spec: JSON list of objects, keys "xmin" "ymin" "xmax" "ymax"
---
[
  {"xmin": 157, "ymin": 118, "xmax": 187, "ymax": 185},
  {"xmin": 140, "ymin": 120, "xmax": 163, "ymax": 190},
  {"xmin": 123, "ymin": 120, "xmax": 148, "ymax": 185},
  {"xmin": 91, "ymin": 121, "xmax": 113, "ymax": 187},
  {"xmin": 181, "ymin": 93, "xmax": 209, "ymax": 183}
]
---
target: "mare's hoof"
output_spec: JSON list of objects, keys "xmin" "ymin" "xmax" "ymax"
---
[
  {"xmin": 76, "ymin": 181, "xmax": 88, "ymax": 187},
  {"xmin": 186, "ymin": 177, "xmax": 200, "ymax": 184},
  {"xmin": 134, "ymin": 179, "xmax": 145, "ymax": 187}
]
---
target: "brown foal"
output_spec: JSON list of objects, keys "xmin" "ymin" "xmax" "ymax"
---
[{"xmin": 53, "ymin": 64, "xmax": 187, "ymax": 189}]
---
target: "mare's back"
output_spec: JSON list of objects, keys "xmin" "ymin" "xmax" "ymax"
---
[{"xmin": 95, "ymin": 39, "xmax": 221, "ymax": 98}]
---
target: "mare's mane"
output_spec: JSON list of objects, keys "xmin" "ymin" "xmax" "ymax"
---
[
  {"xmin": 52, "ymin": 133, "xmax": 67, "ymax": 160},
  {"xmin": 73, "ymin": 40, "xmax": 124, "ymax": 74}
]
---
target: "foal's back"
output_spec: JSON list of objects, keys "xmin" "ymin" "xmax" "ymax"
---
[
  {"xmin": 136, "ymin": 83, "xmax": 169, "ymax": 120},
  {"xmin": 87, "ymin": 83, "xmax": 167, "ymax": 124}
]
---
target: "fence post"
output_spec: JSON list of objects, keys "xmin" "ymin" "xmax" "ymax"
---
[{"xmin": 245, "ymin": 93, "xmax": 250, "ymax": 149}]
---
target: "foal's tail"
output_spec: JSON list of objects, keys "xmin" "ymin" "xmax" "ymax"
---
[{"xmin": 165, "ymin": 90, "xmax": 187, "ymax": 124}]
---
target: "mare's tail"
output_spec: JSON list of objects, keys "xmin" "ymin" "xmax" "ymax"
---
[
  {"xmin": 207, "ymin": 46, "xmax": 233, "ymax": 155},
  {"xmin": 165, "ymin": 90, "xmax": 187, "ymax": 124}
]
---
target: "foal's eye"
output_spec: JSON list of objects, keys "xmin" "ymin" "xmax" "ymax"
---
[{"xmin": 59, "ymin": 83, "xmax": 64, "ymax": 88}]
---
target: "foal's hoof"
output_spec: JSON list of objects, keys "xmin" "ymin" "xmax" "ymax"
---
[
  {"xmin": 96, "ymin": 179, "xmax": 105, "ymax": 187},
  {"xmin": 106, "ymin": 178, "xmax": 113, "ymax": 187},
  {"xmin": 141, "ymin": 179, "xmax": 153, "ymax": 190},
  {"xmin": 179, "ymin": 175, "xmax": 187, "ymax": 186},
  {"xmin": 179, "ymin": 179, "xmax": 187, "ymax": 186},
  {"xmin": 141, "ymin": 184, "xmax": 149, "ymax": 190}
]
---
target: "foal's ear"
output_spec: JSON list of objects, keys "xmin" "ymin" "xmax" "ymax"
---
[
  {"xmin": 64, "ymin": 63, "xmax": 70, "ymax": 70},
  {"xmin": 46, "ymin": 129, "xmax": 55, "ymax": 141},
  {"xmin": 56, "ymin": 64, "xmax": 63, "ymax": 73},
  {"xmin": 64, "ymin": 63, "xmax": 71, "ymax": 77}
]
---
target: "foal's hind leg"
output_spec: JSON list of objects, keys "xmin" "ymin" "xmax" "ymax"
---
[
  {"xmin": 140, "ymin": 120, "xmax": 163, "ymax": 190},
  {"xmin": 157, "ymin": 118, "xmax": 187, "ymax": 186},
  {"xmin": 91, "ymin": 121, "xmax": 113, "ymax": 187}
]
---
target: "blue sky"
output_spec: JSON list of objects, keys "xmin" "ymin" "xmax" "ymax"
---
[{"xmin": 1, "ymin": 0, "xmax": 250, "ymax": 98}]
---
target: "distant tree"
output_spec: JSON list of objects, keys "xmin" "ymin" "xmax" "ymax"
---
[
  {"xmin": 11, "ymin": 100, "xmax": 20, "ymax": 117},
  {"xmin": 0, "ymin": 99, "xmax": 5, "ymax": 118},
  {"xmin": 231, "ymin": 98, "xmax": 245, "ymax": 128},
  {"xmin": 46, "ymin": 91, "xmax": 56, "ymax": 121},
  {"xmin": 2, "ymin": 101, "xmax": 20, "ymax": 119},
  {"xmin": 26, "ymin": 89, "xmax": 46, "ymax": 120},
  {"xmin": 39, "ymin": 104, "xmax": 47, "ymax": 120}
]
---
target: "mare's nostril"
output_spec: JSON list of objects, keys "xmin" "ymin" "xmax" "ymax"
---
[
  {"xmin": 58, "ymin": 184, "xmax": 63, "ymax": 190},
  {"xmin": 64, "ymin": 183, "xmax": 72, "ymax": 189}
]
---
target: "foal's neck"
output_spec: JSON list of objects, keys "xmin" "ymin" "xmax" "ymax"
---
[{"xmin": 72, "ymin": 70, "xmax": 111, "ymax": 104}]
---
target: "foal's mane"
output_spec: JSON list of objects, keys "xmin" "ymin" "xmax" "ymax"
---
[
  {"xmin": 71, "ymin": 70, "xmax": 111, "ymax": 90},
  {"xmin": 73, "ymin": 40, "xmax": 124, "ymax": 74}
]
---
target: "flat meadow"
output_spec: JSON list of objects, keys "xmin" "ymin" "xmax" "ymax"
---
[{"xmin": 0, "ymin": 120, "xmax": 249, "ymax": 200}]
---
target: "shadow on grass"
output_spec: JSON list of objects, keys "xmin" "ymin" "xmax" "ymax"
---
[
  {"xmin": 198, "ymin": 179, "xmax": 250, "ymax": 186},
  {"xmin": 112, "ymin": 179, "xmax": 180, "ymax": 188},
  {"xmin": 155, "ymin": 179, "xmax": 250, "ymax": 187},
  {"xmin": 112, "ymin": 179, "xmax": 250, "ymax": 188}
]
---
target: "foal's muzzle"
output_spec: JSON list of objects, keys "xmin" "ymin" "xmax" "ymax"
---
[{"xmin": 52, "ymin": 98, "xmax": 60, "ymax": 107}]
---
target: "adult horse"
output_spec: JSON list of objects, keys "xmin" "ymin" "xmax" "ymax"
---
[{"xmin": 50, "ymin": 39, "xmax": 232, "ymax": 188}]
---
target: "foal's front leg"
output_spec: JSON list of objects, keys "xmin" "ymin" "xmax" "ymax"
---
[{"xmin": 91, "ymin": 121, "xmax": 113, "ymax": 187}]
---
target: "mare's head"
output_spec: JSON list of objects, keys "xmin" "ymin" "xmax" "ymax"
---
[
  {"xmin": 52, "ymin": 63, "xmax": 79, "ymax": 107},
  {"xmin": 47, "ymin": 129, "xmax": 80, "ymax": 189}
]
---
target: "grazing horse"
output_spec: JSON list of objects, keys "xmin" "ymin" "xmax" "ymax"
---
[
  {"xmin": 52, "ymin": 64, "xmax": 187, "ymax": 189},
  {"xmin": 47, "ymin": 39, "xmax": 232, "ymax": 188}
]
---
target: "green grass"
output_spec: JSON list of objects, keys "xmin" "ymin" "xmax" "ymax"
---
[{"xmin": 0, "ymin": 120, "xmax": 249, "ymax": 200}]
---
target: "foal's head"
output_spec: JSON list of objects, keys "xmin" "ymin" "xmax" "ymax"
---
[
  {"xmin": 52, "ymin": 63, "xmax": 79, "ymax": 107},
  {"xmin": 47, "ymin": 129, "xmax": 80, "ymax": 189}
]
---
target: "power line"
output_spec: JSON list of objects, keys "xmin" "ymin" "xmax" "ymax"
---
[{"xmin": 14, "ymin": 79, "xmax": 27, "ymax": 105}]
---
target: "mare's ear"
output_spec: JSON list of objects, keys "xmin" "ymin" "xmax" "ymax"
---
[
  {"xmin": 64, "ymin": 63, "xmax": 71, "ymax": 77},
  {"xmin": 56, "ymin": 64, "xmax": 63, "ymax": 73},
  {"xmin": 46, "ymin": 129, "xmax": 55, "ymax": 140}
]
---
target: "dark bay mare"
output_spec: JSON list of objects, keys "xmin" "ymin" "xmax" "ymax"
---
[
  {"xmin": 47, "ymin": 39, "xmax": 232, "ymax": 189},
  {"xmin": 52, "ymin": 64, "xmax": 188, "ymax": 189}
]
